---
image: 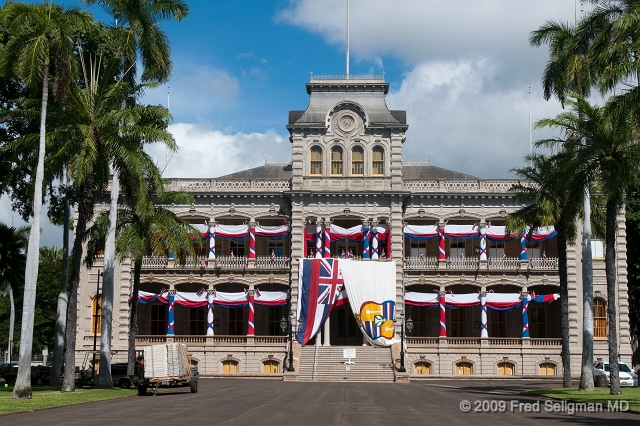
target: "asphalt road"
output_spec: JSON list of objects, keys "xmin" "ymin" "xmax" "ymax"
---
[{"xmin": 2, "ymin": 379, "xmax": 637, "ymax": 425}]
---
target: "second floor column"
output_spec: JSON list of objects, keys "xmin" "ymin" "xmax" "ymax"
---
[
  {"xmin": 208, "ymin": 220, "xmax": 216, "ymax": 260},
  {"xmin": 371, "ymin": 220, "xmax": 379, "ymax": 259},
  {"xmin": 480, "ymin": 290, "xmax": 488, "ymax": 338},
  {"xmin": 520, "ymin": 230, "xmax": 528, "ymax": 261},
  {"xmin": 522, "ymin": 291, "xmax": 530, "ymax": 338},
  {"xmin": 479, "ymin": 223, "xmax": 487, "ymax": 261},
  {"xmin": 249, "ymin": 221, "xmax": 256, "ymax": 260},
  {"xmin": 167, "ymin": 289, "xmax": 176, "ymax": 336},
  {"xmin": 439, "ymin": 290, "xmax": 447, "ymax": 337},
  {"xmin": 206, "ymin": 290, "xmax": 215, "ymax": 336},
  {"xmin": 362, "ymin": 221, "xmax": 370, "ymax": 259},
  {"xmin": 247, "ymin": 288, "xmax": 255, "ymax": 336},
  {"xmin": 438, "ymin": 225, "xmax": 446, "ymax": 261},
  {"xmin": 324, "ymin": 220, "xmax": 331, "ymax": 258},
  {"xmin": 315, "ymin": 219, "xmax": 323, "ymax": 258}
]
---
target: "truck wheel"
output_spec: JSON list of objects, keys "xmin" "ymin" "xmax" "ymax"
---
[
  {"xmin": 190, "ymin": 379, "xmax": 198, "ymax": 393},
  {"xmin": 138, "ymin": 385, "xmax": 147, "ymax": 396},
  {"xmin": 119, "ymin": 379, "xmax": 131, "ymax": 389}
]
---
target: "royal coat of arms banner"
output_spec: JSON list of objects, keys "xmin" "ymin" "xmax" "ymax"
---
[{"xmin": 340, "ymin": 259, "xmax": 398, "ymax": 347}]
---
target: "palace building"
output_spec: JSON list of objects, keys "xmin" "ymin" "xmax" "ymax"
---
[{"xmin": 76, "ymin": 75, "xmax": 633, "ymax": 381}]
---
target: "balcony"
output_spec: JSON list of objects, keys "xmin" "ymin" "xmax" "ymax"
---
[
  {"xmin": 138, "ymin": 255, "xmax": 290, "ymax": 271},
  {"xmin": 402, "ymin": 256, "xmax": 559, "ymax": 272},
  {"xmin": 135, "ymin": 335, "xmax": 287, "ymax": 345},
  {"xmin": 405, "ymin": 337, "xmax": 561, "ymax": 348}
]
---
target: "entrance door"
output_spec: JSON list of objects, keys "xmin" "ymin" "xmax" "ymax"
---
[{"xmin": 330, "ymin": 304, "xmax": 363, "ymax": 346}]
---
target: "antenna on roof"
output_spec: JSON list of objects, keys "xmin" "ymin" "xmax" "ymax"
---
[{"xmin": 346, "ymin": 0, "xmax": 350, "ymax": 79}]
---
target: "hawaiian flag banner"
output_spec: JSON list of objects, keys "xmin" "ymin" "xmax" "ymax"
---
[{"xmin": 296, "ymin": 258, "xmax": 344, "ymax": 346}]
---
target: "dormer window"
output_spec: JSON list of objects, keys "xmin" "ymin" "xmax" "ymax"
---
[
  {"xmin": 372, "ymin": 146, "xmax": 384, "ymax": 175},
  {"xmin": 331, "ymin": 146, "xmax": 343, "ymax": 176},
  {"xmin": 310, "ymin": 146, "xmax": 322, "ymax": 175},
  {"xmin": 351, "ymin": 147, "xmax": 364, "ymax": 176}
]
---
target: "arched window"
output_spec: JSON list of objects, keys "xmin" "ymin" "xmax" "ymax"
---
[
  {"xmin": 594, "ymin": 298, "xmax": 607, "ymax": 338},
  {"xmin": 456, "ymin": 361, "xmax": 473, "ymax": 375},
  {"xmin": 497, "ymin": 362, "xmax": 515, "ymax": 376},
  {"xmin": 331, "ymin": 146, "xmax": 343, "ymax": 175},
  {"xmin": 414, "ymin": 361, "xmax": 431, "ymax": 375},
  {"xmin": 91, "ymin": 296, "xmax": 102, "ymax": 334},
  {"xmin": 351, "ymin": 146, "xmax": 364, "ymax": 175},
  {"xmin": 263, "ymin": 360, "xmax": 279, "ymax": 374},
  {"xmin": 538, "ymin": 362, "xmax": 556, "ymax": 376},
  {"xmin": 372, "ymin": 147, "xmax": 384, "ymax": 175},
  {"xmin": 222, "ymin": 360, "xmax": 238, "ymax": 373},
  {"xmin": 310, "ymin": 146, "xmax": 322, "ymax": 175}
]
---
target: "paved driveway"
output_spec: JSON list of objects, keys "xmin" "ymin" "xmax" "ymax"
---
[{"xmin": 2, "ymin": 379, "xmax": 637, "ymax": 425}]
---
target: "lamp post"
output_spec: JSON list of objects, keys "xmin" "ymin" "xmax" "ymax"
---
[
  {"xmin": 398, "ymin": 315, "xmax": 413, "ymax": 373},
  {"xmin": 92, "ymin": 270, "xmax": 103, "ymax": 379},
  {"xmin": 280, "ymin": 315, "xmax": 295, "ymax": 372}
]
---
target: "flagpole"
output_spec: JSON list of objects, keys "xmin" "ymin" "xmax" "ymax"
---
[{"xmin": 346, "ymin": 0, "xmax": 350, "ymax": 78}]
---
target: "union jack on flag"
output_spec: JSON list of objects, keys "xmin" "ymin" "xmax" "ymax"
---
[
  {"xmin": 419, "ymin": 252, "xmax": 424, "ymax": 260},
  {"xmin": 296, "ymin": 258, "xmax": 344, "ymax": 346},
  {"xmin": 501, "ymin": 250, "xmax": 506, "ymax": 260}
]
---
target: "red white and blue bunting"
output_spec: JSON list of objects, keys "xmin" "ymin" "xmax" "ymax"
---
[
  {"xmin": 404, "ymin": 224, "xmax": 557, "ymax": 242},
  {"xmin": 137, "ymin": 290, "xmax": 288, "ymax": 308},
  {"xmin": 405, "ymin": 291, "xmax": 559, "ymax": 311}
]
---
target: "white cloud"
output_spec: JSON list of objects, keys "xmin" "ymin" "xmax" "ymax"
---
[
  {"xmin": 387, "ymin": 59, "xmax": 565, "ymax": 178},
  {"xmin": 142, "ymin": 64, "xmax": 239, "ymax": 122},
  {"xmin": 145, "ymin": 123, "xmax": 290, "ymax": 178}
]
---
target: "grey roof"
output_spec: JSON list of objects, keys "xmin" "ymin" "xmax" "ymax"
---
[
  {"xmin": 291, "ymin": 92, "xmax": 403, "ymax": 126},
  {"xmin": 217, "ymin": 164, "xmax": 292, "ymax": 179},
  {"xmin": 216, "ymin": 163, "xmax": 477, "ymax": 180},
  {"xmin": 402, "ymin": 165, "xmax": 478, "ymax": 180}
]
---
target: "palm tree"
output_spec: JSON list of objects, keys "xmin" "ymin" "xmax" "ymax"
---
[
  {"xmin": 572, "ymin": 98, "xmax": 640, "ymax": 395},
  {"xmin": 530, "ymin": 18, "xmax": 598, "ymax": 391},
  {"xmin": 39, "ymin": 246, "xmax": 62, "ymax": 263},
  {"xmin": 0, "ymin": 1, "xmax": 91, "ymax": 399},
  {"xmin": 0, "ymin": 223, "xmax": 28, "ymax": 365},
  {"xmin": 85, "ymin": 169, "xmax": 200, "ymax": 376},
  {"xmin": 508, "ymin": 153, "xmax": 583, "ymax": 388},
  {"xmin": 49, "ymin": 49, "xmax": 176, "ymax": 392},
  {"xmin": 83, "ymin": 0, "xmax": 189, "ymax": 388}
]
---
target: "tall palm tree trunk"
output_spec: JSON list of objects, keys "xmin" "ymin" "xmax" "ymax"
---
[
  {"xmin": 62, "ymin": 174, "xmax": 94, "ymax": 392},
  {"xmin": 605, "ymin": 199, "xmax": 621, "ymax": 395},
  {"xmin": 580, "ymin": 188, "xmax": 594, "ymax": 390},
  {"xmin": 8, "ymin": 286, "xmax": 15, "ymax": 363},
  {"xmin": 97, "ymin": 169, "xmax": 119, "ymax": 388},
  {"xmin": 12, "ymin": 62, "xmax": 49, "ymax": 399},
  {"xmin": 51, "ymin": 167, "xmax": 71, "ymax": 387},
  {"xmin": 127, "ymin": 258, "xmax": 141, "ymax": 376},
  {"xmin": 556, "ymin": 221, "xmax": 572, "ymax": 387}
]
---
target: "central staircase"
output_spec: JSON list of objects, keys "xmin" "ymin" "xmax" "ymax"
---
[{"xmin": 298, "ymin": 346, "xmax": 395, "ymax": 382}]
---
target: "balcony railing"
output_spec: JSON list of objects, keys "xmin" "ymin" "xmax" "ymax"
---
[
  {"xmin": 488, "ymin": 257, "xmax": 521, "ymax": 270},
  {"xmin": 406, "ymin": 337, "xmax": 561, "ymax": 347},
  {"xmin": 529, "ymin": 257, "xmax": 559, "ymax": 270},
  {"xmin": 404, "ymin": 256, "xmax": 438, "ymax": 269},
  {"xmin": 215, "ymin": 255, "xmax": 248, "ymax": 269},
  {"xmin": 254, "ymin": 256, "xmax": 290, "ymax": 269},
  {"xmin": 447, "ymin": 257, "xmax": 480, "ymax": 270}
]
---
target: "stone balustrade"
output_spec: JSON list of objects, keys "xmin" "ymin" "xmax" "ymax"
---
[
  {"xmin": 403, "ymin": 179, "xmax": 523, "ymax": 193},
  {"xmin": 167, "ymin": 178, "xmax": 291, "ymax": 193},
  {"xmin": 406, "ymin": 337, "xmax": 561, "ymax": 347}
]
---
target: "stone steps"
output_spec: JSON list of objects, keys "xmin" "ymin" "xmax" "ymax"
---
[{"xmin": 298, "ymin": 345, "xmax": 395, "ymax": 382}]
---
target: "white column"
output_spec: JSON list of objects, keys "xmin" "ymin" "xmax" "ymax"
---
[
  {"xmin": 479, "ymin": 224, "xmax": 487, "ymax": 261},
  {"xmin": 206, "ymin": 291, "xmax": 214, "ymax": 336},
  {"xmin": 480, "ymin": 290, "xmax": 488, "ymax": 338},
  {"xmin": 323, "ymin": 315, "xmax": 331, "ymax": 346}
]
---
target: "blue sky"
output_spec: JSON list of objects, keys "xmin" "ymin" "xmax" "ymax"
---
[{"xmin": 2, "ymin": 0, "xmax": 591, "ymax": 246}]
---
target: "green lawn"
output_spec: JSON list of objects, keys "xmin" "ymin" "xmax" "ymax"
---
[
  {"xmin": 524, "ymin": 387, "xmax": 640, "ymax": 412},
  {"xmin": 0, "ymin": 385, "xmax": 136, "ymax": 414}
]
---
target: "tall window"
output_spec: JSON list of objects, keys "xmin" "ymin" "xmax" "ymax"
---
[
  {"xmin": 488, "ymin": 241, "xmax": 505, "ymax": 258},
  {"xmin": 228, "ymin": 307, "xmax": 244, "ymax": 335},
  {"xmin": 190, "ymin": 307, "xmax": 206, "ymax": 335},
  {"xmin": 268, "ymin": 236, "xmax": 288, "ymax": 257},
  {"xmin": 150, "ymin": 305, "xmax": 167, "ymax": 335},
  {"xmin": 351, "ymin": 146, "xmax": 364, "ymax": 175},
  {"xmin": 449, "ymin": 239, "xmax": 466, "ymax": 258},
  {"xmin": 310, "ymin": 146, "xmax": 322, "ymax": 175},
  {"xmin": 526, "ymin": 240, "xmax": 540, "ymax": 258},
  {"xmin": 410, "ymin": 239, "xmax": 427, "ymax": 258},
  {"xmin": 229, "ymin": 238, "xmax": 245, "ymax": 257},
  {"xmin": 331, "ymin": 146, "xmax": 343, "ymax": 175},
  {"xmin": 450, "ymin": 309, "xmax": 466, "ymax": 337},
  {"xmin": 91, "ymin": 296, "xmax": 102, "ymax": 334},
  {"xmin": 591, "ymin": 234, "xmax": 604, "ymax": 258},
  {"xmin": 489, "ymin": 310, "xmax": 505, "ymax": 337},
  {"xmin": 372, "ymin": 147, "xmax": 384, "ymax": 175},
  {"xmin": 530, "ymin": 307, "xmax": 546, "ymax": 338},
  {"xmin": 267, "ymin": 306, "xmax": 286, "ymax": 336},
  {"xmin": 407, "ymin": 306, "xmax": 428, "ymax": 337},
  {"xmin": 594, "ymin": 298, "xmax": 607, "ymax": 338}
]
